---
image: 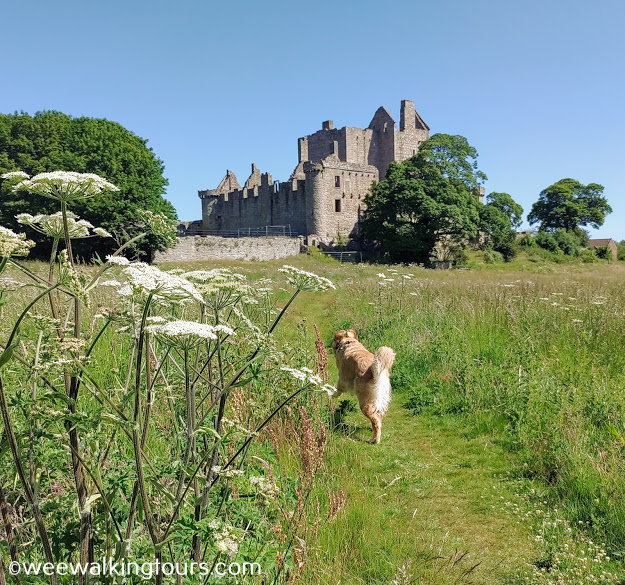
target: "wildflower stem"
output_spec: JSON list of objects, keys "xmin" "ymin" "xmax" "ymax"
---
[
  {"xmin": 0, "ymin": 375, "xmax": 57, "ymax": 585},
  {"xmin": 131, "ymin": 292, "xmax": 161, "ymax": 549}
]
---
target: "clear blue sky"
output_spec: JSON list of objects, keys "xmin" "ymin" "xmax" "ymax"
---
[{"xmin": 2, "ymin": 0, "xmax": 623, "ymax": 239}]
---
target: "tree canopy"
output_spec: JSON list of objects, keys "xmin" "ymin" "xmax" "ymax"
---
[
  {"xmin": 361, "ymin": 134, "xmax": 485, "ymax": 263},
  {"xmin": 480, "ymin": 192, "xmax": 524, "ymax": 261},
  {"xmin": 527, "ymin": 178, "xmax": 611, "ymax": 233},
  {"xmin": 0, "ymin": 111, "xmax": 176, "ymax": 259}
]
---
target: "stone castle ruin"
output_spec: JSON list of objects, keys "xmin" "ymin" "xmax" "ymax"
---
[{"xmin": 194, "ymin": 100, "xmax": 430, "ymax": 245}]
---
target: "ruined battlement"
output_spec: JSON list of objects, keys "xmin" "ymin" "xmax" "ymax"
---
[{"xmin": 198, "ymin": 100, "xmax": 430, "ymax": 243}]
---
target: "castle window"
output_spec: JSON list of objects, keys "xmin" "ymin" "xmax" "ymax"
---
[
  {"xmin": 335, "ymin": 176, "xmax": 341, "ymax": 187},
  {"xmin": 335, "ymin": 199, "xmax": 341, "ymax": 213}
]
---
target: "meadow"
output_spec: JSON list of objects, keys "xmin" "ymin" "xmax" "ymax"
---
[{"xmin": 1, "ymin": 249, "xmax": 625, "ymax": 584}]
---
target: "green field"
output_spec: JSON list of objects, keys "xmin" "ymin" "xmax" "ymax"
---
[{"xmin": 1, "ymin": 255, "xmax": 624, "ymax": 584}]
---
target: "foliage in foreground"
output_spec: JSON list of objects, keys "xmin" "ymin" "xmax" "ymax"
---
[
  {"xmin": 0, "ymin": 111, "xmax": 176, "ymax": 260},
  {"xmin": 0, "ymin": 172, "xmax": 337, "ymax": 584}
]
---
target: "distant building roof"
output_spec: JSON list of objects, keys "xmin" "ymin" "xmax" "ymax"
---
[{"xmin": 588, "ymin": 238, "xmax": 615, "ymax": 247}]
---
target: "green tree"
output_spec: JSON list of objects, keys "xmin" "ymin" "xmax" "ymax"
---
[
  {"xmin": 0, "ymin": 111, "xmax": 176, "ymax": 259},
  {"xmin": 480, "ymin": 192, "xmax": 523, "ymax": 261},
  {"xmin": 362, "ymin": 134, "xmax": 485, "ymax": 263},
  {"xmin": 528, "ymin": 178, "xmax": 611, "ymax": 233}
]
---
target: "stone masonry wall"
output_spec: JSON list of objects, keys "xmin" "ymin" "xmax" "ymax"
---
[
  {"xmin": 304, "ymin": 157, "xmax": 378, "ymax": 242},
  {"xmin": 153, "ymin": 236, "xmax": 302, "ymax": 264}
]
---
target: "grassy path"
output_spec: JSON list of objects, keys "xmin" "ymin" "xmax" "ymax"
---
[{"xmin": 308, "ymin": 399, "xmax": 535, "ymax": 584}]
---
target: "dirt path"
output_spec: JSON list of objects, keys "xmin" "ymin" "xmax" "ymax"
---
[{"xmin": 313, "ymin": 399, "xmax": 535, "ymax": 584}]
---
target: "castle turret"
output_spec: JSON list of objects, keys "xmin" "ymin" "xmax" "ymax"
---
[{"xmin": 400, "ymin": 100, "xmax": 415, "ymax": 131}]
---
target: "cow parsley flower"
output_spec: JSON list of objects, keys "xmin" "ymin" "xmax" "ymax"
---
[
  {"xmin": 279, "ymin": 265, "xmax": 335, "ymax": 292},
  {"xmin": 122, "ymin": 262, "xmax": 204, "ymax": 303},
  {"xmin": 250, "ymin": 475, "xmax": 280, "ymax": 500},
  {"xmin": 0, "ymin": 226, "xmax": 35, "ymax": 258},
  {"xmin": 93, "ymin": 227, "xmax": 112, "ymax": 238},
  {"xmin": 208, "ymin": 520, "xmax": 241, "ymax": 555},
  {"xmin": 1, "ymin": 171, "xmax": 30, "ymax": 181},
  {"xmin": 183, "ymin": 268, "xmax": 249, "ymax": 295},
  {"xmin": 11, "ymin": 171, "xmax": 119, "ymax": 201},
  {"xmin": 281, "ymin": 366, "xmax": 323, "ymax": 386},
  {"xmin": 16, "ymin": 212, "xmax": 97, "ymax": 239},
  {"xmin": 146, "ymin": 320, "xmax": 218, "ymax": 347},
  {"xmin": 105, "ymin": 255, "xmax": 131, "ymax": 266}
]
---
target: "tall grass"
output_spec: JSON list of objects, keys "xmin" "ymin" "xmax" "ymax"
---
[{"xmin": 333, "ymin": 264, "xmax": 625, "ymax": 559}]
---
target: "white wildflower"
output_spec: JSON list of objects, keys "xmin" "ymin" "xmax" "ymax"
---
[
  {"xmin": 17, "ymin": 211, "xmax": 95, "ymax": 239},
  {"xmin": 213, "ymin": 324, "xmax": 235, "ymax": 336},
  {"xmin": 12, "ymin": 171, "xmax": 119, "ymax": 201},
  {"xmin": 105, "ymin": 255, "xmax": 131, "ymax": 266},
  {"xmin": 377, "ymin": 273, "xmax": 386, "ymax": 278},
  {"xmin": 98, "ymin": 280, "xmax": 121, "ymax": 287},
  {"xmin": 208, "ymin": 520, "xmax": 241, "ymax": 555},
  {"xmin": 0, "ymin": 226, "xmax": 34, "ymax": 258},
  {"xmin": 1, "ymin": 171, "xmax": 30, "ymax": 181},
  {"xmin": 122, "ymin": 262, "xmax": 204, "ymax": 303},
  {"xmin": 93, "ymin": 227, "xmax": 112, "ymax": 238},
  {"xmin": 250, "ymin": 476, "xmax": 280, "ymax": 499},
  {"xmin": 58, "ymin": 249, "xmax": 89, "ymax": 306},
  {"xmin": 147, "ymin": 320, "xmax": 218, "ymax": 346},
  {"xmin": 136, "ymin": 209, "xmax": 178, "ymax": 247},
  {"xmin": 182, "ymin": 268, "xmax": 249, "ymax": 296},
  {"xmin": 321, "ymin": 383, "xmax": 337, "ymax": 397},
  {"xmin": 279, "ymin": 265, "xmax": 335, "ymax": 292},
  {"xmin": 281, "ymin": 366, "xmax": 323, "ymax": 386}
]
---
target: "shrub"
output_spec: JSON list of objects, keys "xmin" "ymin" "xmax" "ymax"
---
[
  {"xmin": 483, "ymin": 250, "xmax": 504, "ymax": 264},
  {"xmin": 452, "ymin": 248, "xmax": 469, "ymax": 266},
  {"xmin": 594, "ymin": 245, "xmax": 613, "ymax": 261},
  {"xmin": 535, "ymin": 231, "xmax": 558, "ymax": 252},
  {"xmin": 517, "ymin": 233, "xmax": 536, "ymax": 247},
  {"xmin": 580, "ymin": 249, "xmax": 599, "ymax": 263},
  {"xmin": 554, "ymin": 228, "xmax": 581, "ymax": 256}
]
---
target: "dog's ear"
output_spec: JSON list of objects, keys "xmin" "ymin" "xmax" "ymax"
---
[
  {"xmin": 346, "ymin": 329, "xmax": 358, "ymax": 339},
  {"xmin": 332, "ymin": 329, "xmax": 346, "ymax": 349}
]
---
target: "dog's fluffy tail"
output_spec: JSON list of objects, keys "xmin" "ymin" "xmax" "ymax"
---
[
  {"xmin": 371, "ymin": 347, "xmax": 395, "ymax": 414},
  {"xmin": 371, "ymin": 347, "xmax": 395, "ymax": 379}
]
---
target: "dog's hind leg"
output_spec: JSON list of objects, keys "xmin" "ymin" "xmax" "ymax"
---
[{"xmin": 360, "ymin": 403, "xmax": 383, "ymax": 444}]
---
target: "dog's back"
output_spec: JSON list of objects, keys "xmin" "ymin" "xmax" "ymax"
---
[{"xmin": 333, "ymin": 330, "xmax": 396, "ymax": 440}]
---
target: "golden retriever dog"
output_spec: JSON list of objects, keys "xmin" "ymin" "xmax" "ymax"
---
[{"xmin": 332, "ymin": 329, "xmax": 396, "ymax": 444}]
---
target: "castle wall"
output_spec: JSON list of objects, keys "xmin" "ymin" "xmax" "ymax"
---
[
  {"xmin": 153, "ymin": 235, "xmax": 302, "ymax": 263},
  {"xmin": 200, "ymin": 177, "xmax": 307, "ymax": 234}
]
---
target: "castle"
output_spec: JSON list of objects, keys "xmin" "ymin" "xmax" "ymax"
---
[{"xmin": 195, "ymin": 100, "xmax": 430, "ymax": 245}]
